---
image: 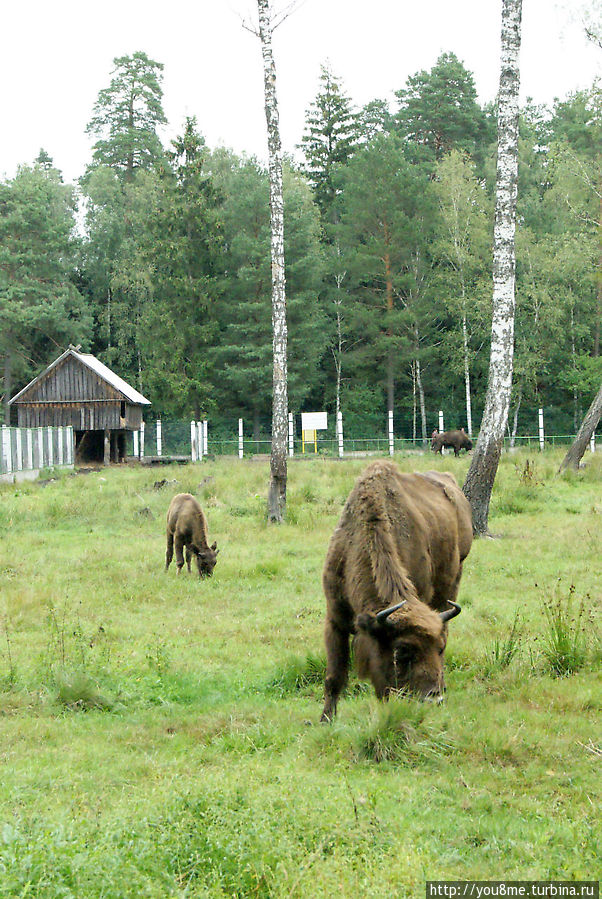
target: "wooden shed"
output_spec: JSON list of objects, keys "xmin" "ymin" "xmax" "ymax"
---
[{"xmin": 9, "ymin": 345, "xmax": 151, "ymax": 464}]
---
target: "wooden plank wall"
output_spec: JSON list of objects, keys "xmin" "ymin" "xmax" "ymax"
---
[
  {"xmin": 15, "ymin": 404, "xmax": 143, "ymax": 430},
  {"xmin": 23, "ymin": 356, "xmax": 121, "ymax": 403},
  {"xmin": 12, "ymin": 357, "xmax": 144, "ymax": 430}
]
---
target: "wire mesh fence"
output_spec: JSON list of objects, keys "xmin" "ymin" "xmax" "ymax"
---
[{"xmin": 130, "ymin": 417, "xmax": 597, "ymax": 460}]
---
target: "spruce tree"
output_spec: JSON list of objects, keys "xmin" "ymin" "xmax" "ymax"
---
[
  {"xmin": 137, "ymin": 118, "xmax": 224, "ymax": 417},
  {"xmin": 300, "ymin": 64, "xmax": 357, "ymax": 224}
]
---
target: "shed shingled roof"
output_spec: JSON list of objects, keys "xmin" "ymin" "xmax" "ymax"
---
[{"xmin": 9, "ymin": 347, "xmax": 151, "ymax": 406}]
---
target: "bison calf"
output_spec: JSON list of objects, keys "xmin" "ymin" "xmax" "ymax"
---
[
  {"xmin": 431, "ymin": 428, "xmax": 473, "ymax": 456},
  {"xmin": 165, "ymin": 493, "xmax": 218, "ymax": 578},
  {"xmin": 321, "ymin": 462, "xmax": 472, "ymax": 721}
]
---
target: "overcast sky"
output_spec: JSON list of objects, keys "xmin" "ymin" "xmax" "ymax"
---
[{"xmin": 2, "ymin": 0, "xmax": 600, "ymax": 184}]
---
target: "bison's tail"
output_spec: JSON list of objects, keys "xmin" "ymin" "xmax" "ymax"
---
[{"xmin": 358, "ymin": 483, "xmax": 418, "ymax": 608}]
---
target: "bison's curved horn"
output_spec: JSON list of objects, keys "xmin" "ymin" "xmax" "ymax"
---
[
  {"xmin": 376, "ymin": 601, "xmax": 407, "ymax": 623},
  {"xmin": 440, "ymin": 601, "xmax": 461, "ymax": 623}
]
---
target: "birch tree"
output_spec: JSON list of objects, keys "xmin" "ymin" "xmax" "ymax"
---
[
  {"xmin": 463, "ymin": 0, "xmax": 522, "ymax": 535},
  {"xmin": 255, "ymin": 0, "xmax": 288, "ymax": 522},
  {"xmin": 559, "ymin": 382, "xmax": 602, "ymax": 471}
]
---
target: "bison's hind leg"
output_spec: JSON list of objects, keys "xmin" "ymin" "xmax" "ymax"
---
[
  {"xmin": 165, "ymin": 530, "xmax": 174, "ymax": 571},
  {"xmin": 185, "ymin": 546, "xmax": 192, "ymax": 573}
]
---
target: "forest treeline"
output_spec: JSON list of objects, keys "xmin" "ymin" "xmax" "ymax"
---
[{"xmin": 1, "ymin": 51, "xmax": 600, "ymax": 438}]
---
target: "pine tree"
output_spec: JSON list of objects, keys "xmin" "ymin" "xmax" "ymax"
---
[
  {"xmin": 86, "ymin": 51, "xmax": 167, "ymax": 180},
  {"xmin": 395, "ymin": 52, "xmax": 493, "ymax": 168}
]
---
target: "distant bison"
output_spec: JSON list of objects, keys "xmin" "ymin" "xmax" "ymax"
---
[
  {"xmin": 320, "ymin": 462, "xmax": 472, "ymax": 721},
  {"xmin": 431, "ymin": 428, "xmax": 473, "ymax": 456},
  {"xmin": 165, "ymin": 493, "xmax": 218, "ymax": 578}
]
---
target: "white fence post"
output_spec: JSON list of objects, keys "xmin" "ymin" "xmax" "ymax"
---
[
  {"xmin": 15, "ymin": 429, "xmax": 23, "ymax": 471},
  {"xmin": 140, "ymin": 421, "xmax": 145, "ymax": 459},
  {"xmin": 590, "ymin": 432, "xmax": 596, "ymax": 453},
  {"xmin": 133, "ymin": 429, "xmax": 139, "ymax": 459},
  {"xmin": 203, "ymin": 420, "xmax": 208, "ymax": 456},
  {"xmin": 57, "ymin": 427, "xmax": 64, "ymax": 466},
  {"xmin": 156, "ymin": 419, "xmax": 162, "ymax": 457},
  {"xmin": 25, "ymin": 429, "xmax": 33, "ymax": 470},
  {"xmin": 538, "ymin": 408, "xmax": 544, "ymax": 451},
  {"xmin": 37, "ymin": 428, "xmax": 44, "ymax": 468},
  {"xmin": 1, "ymin": 426, "xmax": 12, "ymax": 475},
  {"xmin": 47, "ymin": 426, "xmax": 54, "ymax": 468},
  {"xmin": 190, "ymin": 421, "xmax": 197, "ymax": 462},
  {"xmin": 337, "ymin": 411, "xmax": 344, "ymax": 458},
  {"xmin": 388, "ymin": 410, "xmax": 394, "ymax": 456},
  {"xmin": 67, "ymin": 427, "xmax": 74, "ymax": 465},
  {"xmin": 438, "ymin": 410, "xmax": 444, "ymax": 432},
  {"xmin": 238, "ymin": 419, "xmax": 244, "ymax": 459},
  {"xmin": 196, "ymin": 422, "xmax": 203, "ymax": 460},
  {"xmin": 288, "ymin": 412, "xmax": 294, "ymax": 458}
]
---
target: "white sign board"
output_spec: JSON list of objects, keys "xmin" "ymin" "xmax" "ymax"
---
[{"xmin": 301, "ymin": 412, "xmax": 328, "ymax": 431}]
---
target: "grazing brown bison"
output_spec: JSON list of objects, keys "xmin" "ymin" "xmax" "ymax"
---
[
  {"xmin": 165, "ymin": 493, "xmax": 218, "ymax": 578},
  {"xmin": 431, "ymin": 428, "xmax": 473, "ymax": 456},
  {"xmin": 320, "ymin": 461, "xmax": 472, "ymax": 721}
]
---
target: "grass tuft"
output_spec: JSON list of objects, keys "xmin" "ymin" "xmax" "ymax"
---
[
  {"xmin": 354, "ymin": 697, "xmax": 452, "ymax": 765},
  {"xmin": 265, "ymin": 652, "xmax": 326, "ymax": 695},
  {"xmin": 55, "ymin": 672, "xmax": 114, "ymax": 711},
  {"xmin": 541, "ymin": 584, "xmax": 597, "ymax": 677},
  {"xmin": 481, "ymin": 609, "xmax": 523, "ymax": 676}
]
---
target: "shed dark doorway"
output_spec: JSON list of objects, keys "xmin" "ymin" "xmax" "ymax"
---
[{"xmin": 75, "ymin": 430, "xmax": 104, "ymax": 463}]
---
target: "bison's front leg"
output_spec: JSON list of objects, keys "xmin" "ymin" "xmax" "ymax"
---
[
  {"xmin": 174, "ymin": 535, "xmax": 186, "ymax": 574},
  {"xmin": 185, "ymin": 546, "xmax": 192, "ymax": 573},
  {"xmin": 321, "ymin": 619, "xmax": 350, "ymax": 722}
]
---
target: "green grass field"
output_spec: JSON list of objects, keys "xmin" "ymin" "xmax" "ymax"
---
[{"xmin": 0, "ymin": 450, "xmax": 600, "ymax": 897}]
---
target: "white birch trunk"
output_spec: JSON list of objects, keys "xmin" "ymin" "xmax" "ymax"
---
[
  {"xmin": 411, "ymin": 361, "xmax": 417, "ymax": 443},
  {"xmin": 257, "ymin": 0, "xmax": 288, "ymax": 522},
  {"xmin": 462, "ymin": 311, "xmax": 473, "ymax": 438},
  {"xmin": 463, "ymin": 0, "xmax": 522, "ymax": 534},
  {"xmin": 416, "ymin": 358, "xmax": 427, "ymax": 445},
  {"xmin": 510, "ymin": 391, "xmax": 521, "ymax": 449},
  {"xmin": 412, "ymin": 324, "xmax": 428, "ymax": 444},
  {"xmin": 333, "ymin": 281, "xmax": 343, "ymax": 428},
  {"xmin": 332, "ymin": 245, "xmax": 345, "ymax": 430},
  {"xmin": 559, "ymin": 383, "xmax": 602, "ymax": 471}
]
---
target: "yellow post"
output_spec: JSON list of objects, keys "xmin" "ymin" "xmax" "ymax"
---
[
  {"xmin": 302, "ymin": 430, "xmax": 305, "ymax": 454},
  {"xmin": 314, "ymin": 430, "xmax": 317, "ymax": 453}
]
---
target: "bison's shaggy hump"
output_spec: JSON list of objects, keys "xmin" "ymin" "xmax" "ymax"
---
[{"xmin": 320, "ymin": 461, "xmax": 472, "ymax": 721}]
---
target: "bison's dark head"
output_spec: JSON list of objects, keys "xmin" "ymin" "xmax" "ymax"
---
[
  {"xmin": 192, "ymin": 541, "xmax": 219, "ymax": 578},
  {"xmin": 354, "ymin": 600, "xmax": 461, "ymax": 702},
  {"xmin": 464, "ymin": 438, "xmax": 473, "ymax": 451}
]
